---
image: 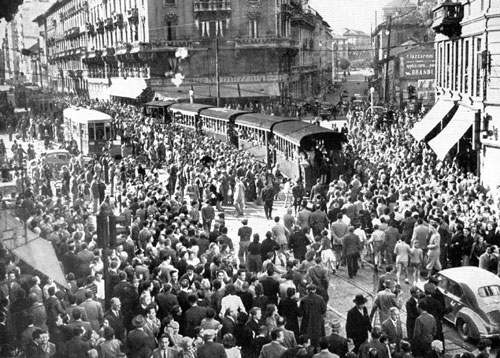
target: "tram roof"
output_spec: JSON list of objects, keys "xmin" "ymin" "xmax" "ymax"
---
[
  {"xmin": 144, "ymin": 100, "xmax": 176, "ymax": 108},
  {"xmin": 234, "ymin": 114, "xmax": 294, "ymax": 130},
  {"xmin": 273, "ymin": 121, "xmax": 347, "ymax": 145},
  {"xmin": 199, "ymin": 108, "xmax": 250, "ymax": 121},
  {"xmin": 169, "ymin": 103, "xmax": 213, "ymax": 114},
  {"xmin": 63, "ymin": 106, "xmax": 112, "ymax": 123}
]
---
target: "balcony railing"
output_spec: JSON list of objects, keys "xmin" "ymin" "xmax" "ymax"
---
[
  {"xmin": 235, "ymin": 36, "xmax": 298, "ymax": 49},
  {"xmin": 432, "ymin": 1, "xmax": 464, "ymax": 38},
  {"xmin": 64, "ymin": 26, "xmax": 80, "ymax": 39},
  {"xmin": 193, "ymin": 0, "xmax": 231, "ymax": 12}
]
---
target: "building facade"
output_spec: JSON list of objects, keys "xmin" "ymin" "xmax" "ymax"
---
[
  {"xmin": 2, "ymin": 0, "xmax": 53, "ymax": 84},
  {"xmin": 372, "ymin": 0, "xmax": 435, "ymax": 106},
  {"xmin": 423, "ymin": 0, "xmax": 500, "ymax": 190},
  {"xmin": 34, "ymin": 0, "xmax": 332, "ymax": 103},
  {"xmin": 342, "ymin": 28, "xmax": 372, "ymax": 66}
]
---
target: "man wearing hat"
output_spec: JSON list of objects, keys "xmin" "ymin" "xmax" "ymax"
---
[
  {"xmin": 125, "ymin": 315, "xmax": 156, "ymax": 358},
  {"xmin": 300, "ymin": 284, "xmax": 327, "ymax": 347},
  {"xmin": 346, "ymin": 294, "xmax": 372, "ymax": 353},
  {"xmin": 197, "ymin": 329, "xmax": 226, "ymax": 358},
  {"xmin": 325, "ymin": 319, "xmax": 349, "ymax": 358},
  {"xmin": 426, "ymin": 218, "xmax": 442, "ymax": 274}
]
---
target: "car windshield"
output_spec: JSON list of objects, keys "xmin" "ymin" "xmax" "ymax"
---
[{"xmin": 478, "ymin": 285, "xmax": 500, "ymax": 297}]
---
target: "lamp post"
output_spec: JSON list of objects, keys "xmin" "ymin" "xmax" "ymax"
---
[{"xmin": 370, "ymin": 87, "xmax": 375, "ymax": 115}]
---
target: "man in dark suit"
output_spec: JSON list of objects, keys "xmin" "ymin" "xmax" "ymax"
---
[
  {"xmin": 125, "ymin": 315, "xmax": 156, "ymax": 358},
  {"xmin": 220, "ymin": 309, "xmax": 236, "ymax": 338},
  {"xmin": 405, "ymin": 286, "xmax": 420, "ymax": 341},
  {"xmin": 259, "ymin": 328, "xmax": 287, "ymax": 358},
  {"xmin": 104, "ymin": 297, "xmax": 126, "ymax": 341},
  {"xmin": 325, "ymin": 319, "xmax": 348, "ymax": 358},
  {"xmin": 151, "ymin": 334, "xmax": 180, "ymax": 358},
  {"xmin": 184, "ymin": 293, "xmax": 207, "ymax": 338},
  {"xmin": 197, "ymin": 329, "xmax": 227, "ymax": 358},
  {"xmin": 381, "ymin": 307, "xmax": 403, "ymax": 345},
  {"xmin": 342, "ymin": 226, "xmax": 362, "ymax": 278},
  {"xmin": 67, "ymin": 309, "xmax": 92, "ymax": 340},
  {"xmin": 346, "ymin": 294, "xmax": 372, "ymax": 353},
  {"xmin": 260, "ymin": 266, "xmax": 280, "ymax": 304},
  {"xmin": 412, "ymin": 302, "xmax": 436, "ymax": 358},
  {"xmin": 66, "ymin": 326, "xmax": 92, "ymax": 358},
  {"xmin": 156, "ymin": 283, "xmax": 178, "ymax": 321}
]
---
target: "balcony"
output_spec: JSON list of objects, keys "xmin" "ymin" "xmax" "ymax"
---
[
  {"xmin": 102, "ymin": 47, "xmax": 115, "ymax": 57},
  {"xmin": 113, "ymin": 13, "xmax": 124, "ymax": 27},
  {"xmin": 432, "ymin": 1, "xmax": 464, "ymax": 38},
  {"xmin": 235, "ymin": 36, "xmax": 298, "ymax": 50},
  {"xmin": 86, "ymin": 23, "xmax": 95, "ymax": 35},
  {"xmin": 291, "ymin": 11, "xmax": 316, "ymax": 29},
  {"xmin": 116, "ymin": 42, "xmax": 132, "ymax": 55},
  {"xmin": 193, "ymin": 0, "xmax": 231, "ymax": 13},
  {"xmin": 127, "ymin": 8, "xmax": 139, "ymax": 24},
  {"xmin": 96, "ymin": 20, "xmax": 105, "ymax": 33},
  {"xmin": 105, "ymin": 17, "xmax": 114, "ymax": 30},
  {"xmin": 64, "ymin": 26, "xmax": 80, "ymax": 39}
]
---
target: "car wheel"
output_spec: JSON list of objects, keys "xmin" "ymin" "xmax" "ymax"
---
[{"xmin": 457, "ymin": 319, "xmax": 474, "ymax": 341}]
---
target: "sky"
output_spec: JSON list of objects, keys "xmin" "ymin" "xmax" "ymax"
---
[{"xmin": 309, "ymin": 0, "xmax": 389, "ymax": 34}]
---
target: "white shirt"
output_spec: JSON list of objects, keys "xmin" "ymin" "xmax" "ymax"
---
[{"xmin": 219, "ymin": 294, "xmax": 246, "ymax": 317}]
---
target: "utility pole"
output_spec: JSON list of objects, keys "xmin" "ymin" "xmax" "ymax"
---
[
  {"xmin": 384, "ymin": 16, "xmax": 392, "ymax": 104},
  {"xmin": 215, "ymin": 37, "xmax": 221, "ymax": 107}
]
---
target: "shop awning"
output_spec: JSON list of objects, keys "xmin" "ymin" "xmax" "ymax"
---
[
  {"xmin": 428, "ymin": 106, "xmax": 475, "ymax": 160},
  {"xmin": 108, "ymin": 78, "xmax": 148, "ymax": 99},
  {"xmin": 410, "ymin": 99, "xmax": 455, "ymax": 141}
]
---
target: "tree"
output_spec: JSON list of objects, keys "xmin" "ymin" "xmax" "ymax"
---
[{"xmin": 0, "ymin": 0, "xmax": 23, "ymax": 22}]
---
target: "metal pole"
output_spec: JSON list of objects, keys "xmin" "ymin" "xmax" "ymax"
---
[
  {"xmin": 384, "ymin": 16, "xmax": 392, "ymax": 104},
  {"xmin": 215, "ymin": 37, "xmax": 220, "ymax": 107},
  {"xmin": 370, "ymin": 87, "xmax": 374, "ymax": 115}
]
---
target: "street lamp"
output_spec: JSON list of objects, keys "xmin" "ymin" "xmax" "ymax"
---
[{"xmin": 370, "ymin": 87, "xmax": 375, "ymax": 115}]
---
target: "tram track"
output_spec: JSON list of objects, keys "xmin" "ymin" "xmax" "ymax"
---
[{"xmin": 326, "ymin": 267, "xmax": 476, "ymax": 354}]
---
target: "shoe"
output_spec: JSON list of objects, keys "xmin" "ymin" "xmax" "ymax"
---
[{"xmin": 404, "ymin": 279, "xmax": 410, "ymax": 284}]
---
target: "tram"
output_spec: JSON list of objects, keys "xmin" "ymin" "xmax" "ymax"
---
[
  {"xmin": 63, "ymin": 107, "xmax": 118, "ymax": 157},
  {"xmin": 143, "ymin": 100, "xmax": 176, "ymax": 124},
  {"xmin": 144, "ymin": 102, "xmax": 348, "ymax": 192}
]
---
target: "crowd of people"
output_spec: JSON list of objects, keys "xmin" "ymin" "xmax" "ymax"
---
[{"xmin": 0, "ymin": 90, "xmax": 497, "ymax": 358}]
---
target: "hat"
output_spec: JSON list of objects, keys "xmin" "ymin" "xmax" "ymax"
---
[
  {"xmin": 201, "ymin": 329, "xmax": 217, "ymax": 338},
  {"xmin": 306, "ymin": 284, "xmax": 317, "ymax": 292},
  {"xmin": 132, "ymin": 315, "xmax": 146, "ymax": 328},
  {"xmin": 330, "ymin": 319, "xmax": 341, "ymax": 331},
  {"xmin": 353, "ymin": 294, "xmax": 367, "ymax": 305}
]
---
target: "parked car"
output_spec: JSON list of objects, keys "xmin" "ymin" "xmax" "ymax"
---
[
  {"xmin": 29, "ymin": 149, "xmax": 72, "ymax": 180},
  {"xmin": 425, "ymin": 267, "xmax": 500, "ymax": 341}
]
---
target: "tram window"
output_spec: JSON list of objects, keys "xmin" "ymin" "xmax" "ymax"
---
[{"xmin": 95, "ymin": 123, "xmax": 105, "ymax": 140}]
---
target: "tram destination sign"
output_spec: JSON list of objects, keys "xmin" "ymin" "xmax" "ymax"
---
[{"xmin": 401, "ymin": 48, "xmax": 435, "ymax": 80}]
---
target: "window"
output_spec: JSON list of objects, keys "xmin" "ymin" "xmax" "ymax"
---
[
  {"xmin": 460, "ymin": 39, "xmax": 464, "ymax": 93},
  {"xmin": 464, "ymin": 39, "xmax": 469, "ymax": 94},
  {"xmin": 446, "ymin": 43, "xmax": 450, "ymax": 88},
  {"xmin": 478, "ymin": 285, "xmax": 500, "ymax": 297},
  {"xmin": 249, "ymin": 19, "xmax": 258, "ymax": 38},
  {"xmin": 454, "ymin": 41, "xmax": 459, "ymax": 91},
  {"xmin": 166, "ymin": 21, "xmax": 174, "ymax": 40},
  {"xmin": 447, "ymin": 281, "xmax": 463, "ymax": 298},
  {"xmin": 476, "ymin": 38, "xmax": 482, "ymax": 97},
  {"xmin": 164, "ymin": 0, "xmax": 175, "ymax": 4}
]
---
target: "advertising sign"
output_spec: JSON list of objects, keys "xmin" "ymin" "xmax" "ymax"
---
[{"xmin": 402, "ymin": 48, "xmax": 435, "ymax": 80}]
